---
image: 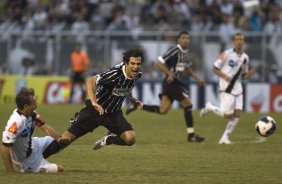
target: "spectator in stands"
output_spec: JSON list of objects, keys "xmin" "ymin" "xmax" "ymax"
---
[
  {"xmin": 219, "ymin": 14, "xmax": 235, "ymax": 52},
  {"xmin": 0, "ymin": 63, "xmax": 11, "ymax": 74},
  {"xmin": 71, "ymin": 12, "xmax": 90, "ymax": 42},
  {"xmin": 19, "ymin": 57, "xmax": 35, "ymax": 76}
]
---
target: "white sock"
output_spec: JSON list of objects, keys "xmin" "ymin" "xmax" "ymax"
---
[
  {"xmin": 220, "ymin": 117, "xmax": 239, "ymax": 140},
  {"xmin": 207, "ymin": 103, "xmax": 224, "ymax": 117},
  {"xmin": 187, "ymin": 128, "xmax": 195, "ymax": 134}
]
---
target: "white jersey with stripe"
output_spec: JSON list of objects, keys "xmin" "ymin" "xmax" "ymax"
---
[
  {"xmin": 214, "ymin": 48, "xmax": 249, "ymax": 95},
  {"xmin": 2, "ymin": 109, "xmax": 43, "ymax": 162}
]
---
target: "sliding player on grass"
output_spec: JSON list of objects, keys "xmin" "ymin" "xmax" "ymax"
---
[{"xmin": 42, "ymin": 49, "xmax": 144, "ymax": 156}]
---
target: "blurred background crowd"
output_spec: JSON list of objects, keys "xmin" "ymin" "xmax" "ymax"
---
[
  {"xmin": 1, "ymin": 0, "xmax": 281, "ymax": 33},
  {"xmin": 0, "ymin": 0, "xmax": 281, "ymax": 83}
]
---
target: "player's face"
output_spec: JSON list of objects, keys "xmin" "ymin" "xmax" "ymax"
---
[
  {"xmin": 125, "ymin": 57, "xmax": 142, "ymax": 78},
  {"xmin": 178, "ymin": 34, "xmax": 190, "ymax": 49},
  {"xmin": 24, "ymin": 96, "xmax": 37, "ymax": 116},
  {"xmin": 233, "ymin": 35, "xmax": 244, "ymax": 52}
]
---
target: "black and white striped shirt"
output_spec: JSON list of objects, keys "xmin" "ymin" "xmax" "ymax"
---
[
  {"xmin": 158, "ymin": 44, "xmax": 192, "ymax": 80},
  {"xmin": 94, "ymin": 62, "xmax": 142, "ymax": 113}
]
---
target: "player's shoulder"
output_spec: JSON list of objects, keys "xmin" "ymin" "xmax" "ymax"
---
[
  {"xmin": 10, "ymin": 109, "xmax": 22, "ymax": 121},
  {"xmin": 102, "ymin": 63, "xmax": 122, "ymax": 74},
  {"xmin": 166, "ymin": 45, "xmax": 179, "ymax": 53},
  {"xmin": 224, "ymin": 48, "xmax": 234, "ymax": 54},
  {"xmin": 6, "ymin": 109, "xmax": 23, "ymax": 127},
  {"xmin": 217, "ymin": 49, "xmax": 231, "ymax": 61},
  {"xmin": 242, "ymin": 52, "xmax": 249, "ymax": 59},
  {"xmin": 113, "ymin": 62, "xmax": 124, "ymax": 69}
]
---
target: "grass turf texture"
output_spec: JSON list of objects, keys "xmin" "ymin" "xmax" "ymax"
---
[{"xmin": 0, "ymin": 104, "xmax": 281, "ymax": 184}]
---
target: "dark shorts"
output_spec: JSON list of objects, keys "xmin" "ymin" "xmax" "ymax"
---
[
  {"xmin": 160, "ymin": 78, "xmax": 190, "ymax": 102},
  {"xmin": 68, "ymin": 101, "xmax": 133, "ymax": 138},
  {"xmin": 71, "ymin": 72, "xmax": 85, "ymax": 83}
]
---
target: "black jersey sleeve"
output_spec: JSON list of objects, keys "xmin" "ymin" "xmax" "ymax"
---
[{"xmin": 162, "ymin": 46, "xmax": 178, "ymax": 64}]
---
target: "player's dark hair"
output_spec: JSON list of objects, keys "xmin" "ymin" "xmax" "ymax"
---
[
  {"xmin": 122, "ymin": 49, "xmax": 144, "ymax": 64},
  {"xmin": 177, "ymin": 31, "xmax": 189, "ymax": 38},
  {"xmin": 16, "ymin": 88, "xmax": 35, "ymax": 110}
]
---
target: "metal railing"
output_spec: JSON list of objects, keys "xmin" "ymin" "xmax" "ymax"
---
[{"xmin": 0, "ymin": 31, "xmax": 281, "ymax": 83}]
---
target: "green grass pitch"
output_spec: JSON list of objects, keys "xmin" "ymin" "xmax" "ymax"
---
[{"xmin": 0, "ymin": 104, "xmax": 281, "ymax": 184}]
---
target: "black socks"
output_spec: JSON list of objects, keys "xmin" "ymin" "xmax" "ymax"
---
[{"xmin": 143, "ymin": 105, "xmax": 160, "ymax": 113}]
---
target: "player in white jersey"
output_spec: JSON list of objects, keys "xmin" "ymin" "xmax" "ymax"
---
[
  {"xmin": 200, "ymin": 32, "xmax": 256, "ymax": 144},
  {"xmin": 1, "ymin": 88, "xmax": 64, "ymax": 173}
]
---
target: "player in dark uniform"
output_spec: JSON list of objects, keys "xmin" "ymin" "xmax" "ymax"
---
[
  {"xmin": 42, "ymin": 49, "xmax": 144, "ymax": 156},
  {"xmin": 126, "ymin": 31, "xmax": 205, "ymax": 142}
]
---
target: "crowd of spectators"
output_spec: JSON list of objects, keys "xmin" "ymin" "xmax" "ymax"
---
[
  {"xmin": 0, "ymin": 0, "xmax": 281, "ymax": 37},
  {"xmin": 0, "ymin": 0, "xmax": 281, "ymax": 83}
]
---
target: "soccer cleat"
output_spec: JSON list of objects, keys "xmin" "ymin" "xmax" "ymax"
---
[
  {"xmin": 93, "ymin": 135, "xmax": 110, "ymax": 150},
  {"xmin": 104, "ymin": 130, "xmax": 115, "ymax": 136},
  {"xmin": 188, "ymin": 134, "xmax": 205, "ymax": 143},
  {"xmin": 125, "ymin": 103, "xmax": 137, "ymax": 115},
  {"xmin": 200, "ymin": 102, "xmax": 212, "ymax": 118},
  {"xmin": 218, "ymin": 139, "xmax": 233, "ymax": 145},
  {"xmin": 200, "ymin": 108, "xmax": 208, "ymax": 118}
]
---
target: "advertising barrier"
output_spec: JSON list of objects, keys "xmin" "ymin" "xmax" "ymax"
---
[
  {"xmin": 0, "ymin": 76, "xmax": 70, "ymax": 104},
  {"xmin": 0, "ymin": 76, "xmax": 281, "ymax": 113}
]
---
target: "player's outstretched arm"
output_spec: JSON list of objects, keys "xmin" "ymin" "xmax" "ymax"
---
[{"xmin": 40, "ymin": 124, "xmax": 61, "ymax": 140}]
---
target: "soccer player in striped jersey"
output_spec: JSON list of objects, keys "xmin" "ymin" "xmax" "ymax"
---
[
  {"xmin": 126, "ymin": 31, "xmax": 205, "ymax": 142},
  {"xmin": 49, "ymin": 49, "xmax": 144, "ymax": 152},
  {"xmin": 1, "ymin": 88, "xmax": 64, "ymax": 173},
  {"xmin": 200, "ymin": 32, "xmax": 256, "ymax": 144}
]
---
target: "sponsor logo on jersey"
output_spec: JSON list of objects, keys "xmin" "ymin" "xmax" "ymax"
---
[
  {"xmin": 112, "ymin": 87, "xmax": 133, "ymax": 96},
  {"xmin": 21, "ymin": 126, "xmax": 32, "ymax": 137},
  {"xmin": 228, "ymin": 60, "xmax": 237, "ymax": 67},
  {"xmin": 8, "ymin": 122, "xmax": 17, "ymax": 134}
]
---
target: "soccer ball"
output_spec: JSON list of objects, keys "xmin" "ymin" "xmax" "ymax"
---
[{"xmin": 255, "ymin": 116, "xmax": 277, "ymax": 137}]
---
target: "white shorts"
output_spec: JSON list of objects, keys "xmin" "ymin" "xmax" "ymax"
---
[
  {"xmin": 219, "ymin": 92, "xmax": 243, "ymax": 115},
  {"xmin": 14, "ymin": 136, "xmax": 59, "ymax": 173}
]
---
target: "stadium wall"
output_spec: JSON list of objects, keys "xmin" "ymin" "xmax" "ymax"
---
[{"xmin": 0, "ymin": 76, "xmax": 281, "ymax": 113}]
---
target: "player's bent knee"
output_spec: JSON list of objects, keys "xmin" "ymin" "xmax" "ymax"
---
[
  {"xmin": 123, "ymin": 135, "xmax": 136, "ymax": 146},
  {"xmin": 124, "ymin": 138, "xmax": 136, "ymax": 146},
  {"xmin": 159, "ymin": 109, "xmax": 169, "ymax": 114},
  {"xmin": 224, "ymin": 114, "xmax": 233, "ymax": 119},
  {"xmin": 57, "ymin": 165, "xmax": 64, "ymax": 172},
  {"xmin": 121, "ymin": 131, "xmax": 136, "ymax": 146}
]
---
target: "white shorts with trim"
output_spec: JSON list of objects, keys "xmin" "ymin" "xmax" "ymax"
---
[
  {"xmin": 219, "ymin": 92, "xmax": 243, "ymax": 115},
  {"xmin": 14, "ymin": 136, "xmax": 59, "ymax": 173}
]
